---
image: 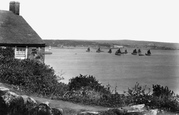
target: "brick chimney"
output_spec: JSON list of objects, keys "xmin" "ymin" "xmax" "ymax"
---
[{"xmin": 9, "ymin": 1, "xmax": 20, "ymax": 15}]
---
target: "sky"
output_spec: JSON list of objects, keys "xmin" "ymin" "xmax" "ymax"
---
[{"xmin": 0, "ymin": 0, "xmax": 179, "ymax": 43}]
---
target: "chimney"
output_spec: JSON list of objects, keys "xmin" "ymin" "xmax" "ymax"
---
[{"xmin": 9, "ymin": 1, "xmax": 20, "ymax": 15}]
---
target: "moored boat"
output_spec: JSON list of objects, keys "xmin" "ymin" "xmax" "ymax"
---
[
  {"xmin": 108, "ymin": 48, "xmax": 112, "ymax": 53},
  {"xmin": 124, "ymin": 49, "xmax": 128, "ymax": 54},
  {"xmin": 86, "ymin": 47, "xmax": 90, "ymax": 52},
  {"xmin": 96, "ymin": 47, "xmax": 103, "ymax": 53},
  {"xmin": 131, "ymin": 49, "xmax": 137, "ymax": 55},
  {"xmin": 138, "ymin": 49, "xmax": 141, "ymax": 54},
  {"xmin": 115, "ymin": 48, "xmax": 121, "ymax": 56},
  {"xmin": 145, "ymin": 50, "xmax": 151, "ymax": 56}
]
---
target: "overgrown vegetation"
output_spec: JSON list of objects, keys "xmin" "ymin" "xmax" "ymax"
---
[
  {"xmin": 63, "ymin": 75, "xmax": 117, "ymax": 106},
  {"xmin": 150, "ymin": 85, "xmax": 179, "ymax": 112},
  {"xmin": 123, "ymin": 82, "xmax": 151, "ymax": 106},
  {"xmin": 0, "ymin": 47, "xmax": 68, "ymax": 97},
  {"xmin": 0, "ymin": 47, "xmax": 179, "ymax": 113}
]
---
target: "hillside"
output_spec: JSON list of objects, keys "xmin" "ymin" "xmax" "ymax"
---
[
  {"xmin": 94, "ymin": 40, "xmax": 179, "ymax": 50},
  {"xmin": 43, "ymin": 39, "xmax": 179, "ymax": 50},
  {"xmin": 43, "ymin": 40, "xmax": 110, "ymax": 48}
]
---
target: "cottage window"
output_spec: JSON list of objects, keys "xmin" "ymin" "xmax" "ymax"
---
[
  {"xmin": 17, "ymin": 48, "xmax": 25, "ymax": 54},
  {"xmin": 15, "ymin": 47, "xmax": 27, "ymax": 59}
]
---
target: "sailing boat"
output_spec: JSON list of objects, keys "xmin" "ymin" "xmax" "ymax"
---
[
  {"xmin": 108, "ymin": 48, "xmax": 112, "ymax": 53},
  {"xmin": 138, "ymin": 49, "xmax": 141, "ymax": 54},
  {"xmin": 131, "ymin": 49, "xmax": 137, "ymax": 55},
  {"xmin": 137, "ymin": 49, "xmax": 144, "ymax": 56},
  {"xmin": 96, "ymin": 47, "xmax": 101, "ymax": 53},
  {"xmin": 86, "ymin": 47, "xmax": 90, "ymax": 52},
  {"xmin": 124, "ymin": 49, "xmax": 128, "ymax": 54},
  {"xmin": 145, "ymin": 50, "xmax": 151, "ymax": 56},
  {"xmin": 115, "ymin": 48, "xmax": 121, "ymax": 56}
]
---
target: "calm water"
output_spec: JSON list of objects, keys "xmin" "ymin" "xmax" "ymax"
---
[{"xmin": 45, "ymin": 48, "xmax": 179, "ymax": 94}]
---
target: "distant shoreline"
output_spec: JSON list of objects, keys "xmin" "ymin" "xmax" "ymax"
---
[
  {"xmin": 46, "ymin": 46, "xmax": 179, "ymax": 50},
  {"xmin": 44, "ymin": 39, "xmax": 179, "ymax": 50}
]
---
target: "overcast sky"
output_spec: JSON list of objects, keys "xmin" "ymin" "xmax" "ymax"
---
[{"xmin": 1, "ymin": 0, "xmax": 179, "ymax": 43}]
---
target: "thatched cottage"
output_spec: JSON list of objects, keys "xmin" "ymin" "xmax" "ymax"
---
[{"xmin": 0, "ymin": 1, "xmax": 45, "ymax": 62}]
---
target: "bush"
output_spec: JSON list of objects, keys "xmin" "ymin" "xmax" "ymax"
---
[
  {"xmin": 0, "ymin": 56, "xmax": 68, "ymax": 97},
  {"xmin": 66, "ymin": 75, "xmax": 126, "ymax": 107},
  {"xmin": 124, "ymin": 82, "xmax": 151, "ymax": 105},
  {"xmin": 0, "ymin": 47, "xmax": 14, "ymax": 59},
  {"xmin": 68, "ymin": 74, "xmax": 110, "ymax": 94},
  {"xmin": 150, "ymin": 84, "xmax": 179, "ymax": 112},
  {"xmin": 152, "ymin": 84, "xmax": 174, "ymax": 97}
]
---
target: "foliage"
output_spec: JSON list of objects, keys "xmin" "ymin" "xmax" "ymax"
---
[
  {"xmin": 152, "ymin": 84, "xmax": 174, "ymax": 97},
  {"xmin": 124, "ymin": 82, "xmax": 151, "ymax": 105},
  {"xmin": 68, "ymin": 74, "xmax": 110, "ymax": 94},
  {"xmin": 150, "ymin": 84, "xmax": 179, "ymax": 112},
  {"xmin": 0, "ymin": 49, "xmax": 68, "ymax": 97},
  {"xmin": 65, "ymin": 75, "xmax": 126, "ymax": 107},
  {"xmin": 0, "ymin": 47, "xmax": 14, "ymax": 59}
]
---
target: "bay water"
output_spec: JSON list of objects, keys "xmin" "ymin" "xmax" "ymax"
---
[{"xmin": 45, "ymin": 48, "xmax": 179, "ymax": 94}]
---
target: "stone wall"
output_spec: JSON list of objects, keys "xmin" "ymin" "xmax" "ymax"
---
[{"xmin": 0, "ymin": 86, "xmax": 62, "ymax": 115}]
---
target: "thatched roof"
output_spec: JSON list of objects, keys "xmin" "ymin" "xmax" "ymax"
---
[{"xmin": 0, "ymin": 10, "xmax": 45, "ymax": 46}]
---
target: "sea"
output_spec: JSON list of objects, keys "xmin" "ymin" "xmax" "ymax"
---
[{"xmin": 45, "ymin": 47, "xmax": 179, "ymax": 94}]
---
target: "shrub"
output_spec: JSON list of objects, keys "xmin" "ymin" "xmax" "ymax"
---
[
  {"xmin": 66, "ymin": 75, "xmax": 126, "ymax": 107},
  {"xmin": 0, "ymin": 47, "xmax": 14, "ymax": 59},
  {"xmin": 152, "ymin": 84, "xmax": 174, "ymax": 97},
  {"xmin": 68, "ymin": 74, "xmax": 110, "ymax": 94},
  {"xmin": 0, "ymin": 56, "xmax": 68, "ymax": 97},
  {"xmin": 124, "ymin": 82, "xmax": 151, "ymax": 105},
  {"xmin": 150, "ymin": 84, "xmax": 179, "ymax": 112}
]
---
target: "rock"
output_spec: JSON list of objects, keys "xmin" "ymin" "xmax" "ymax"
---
[
  {"xmin": 0, "ymin": 91, "xmax": 25, "ymax": 115},
  {"xmin": 43, "ymin": 101, "xmax": 50, "ymax": 106},
  {"xmin": 51, "ymin": 108, "xmax": 63, "ymax": 115},
  {"xmin": 30, "ymin": 103, "xmax": 53, "ymax": 115},
  {"xmin": 131, "ymin": 104, "xmax": 145, "ymax": 110},
  {"xmin": 78, "ymin": 111, "xmax": 99, "ymax": 115},
  {"xmin": 128, "ymin": 104, "xmax": 145, "ymax": 112},
  {"xmin": 0, "ymin": 86, "xmax": 9, "ymax": 92},
  {"xmin": 1, "ymin": 91, "xmax": 22, "ymax": 105},
  {"xmin": 21, "ymin": 95, "xmax": 37, "ymax": 105},
  {"xmin": 21, "ymin": 95, "xmax": 38, "ymax": 114},
  {"xmin": 150, "ymin": 109, "xmax": 158, "ymax": 115},
  {"xmin": 0, "ymin": 92, "xmax": 8, "ymax": 115},
  {"xmin": 144, "ymin": 109, "xmax": 158, "ymax": 115},
  {"xmin": 100, "ymin": 108, "xmax": 127, "ymax": 115},
  {"xmin": 0, "ymin": 86, "xmax": 63, "ymax": 115},
  {"xmin": 30, "ymin": 101, "xmax": 63, "ymax": 115},
  {"xmin": 41, "ymin": 101, "xmax": 63, "ymax": 115}
]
